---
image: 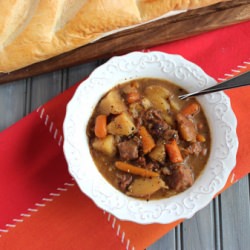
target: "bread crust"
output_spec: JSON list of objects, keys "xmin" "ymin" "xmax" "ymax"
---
[
  {"xmin": 0, "ymin": 0, "xmax": 35, "ymax": 48},
  {"xmin": 137, "ymin": 0, "xmax": 228, "ymax": 20},
  {"xmin": 0, "ymin": 0, "xmax": 227, "ymax": 73}
]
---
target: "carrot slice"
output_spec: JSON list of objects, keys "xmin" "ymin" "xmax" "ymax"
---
[
  {"xmin": 126, "ymin": 92, "xmax": 140, "ymax": 104},
  {"xmin": 196, "ymin": 133, "xmax": 206, "ymax": 142},
  {"xmin": 181, "ymin": 102, "xmax": 200, "ymax": 117},
  {"xmin": 94, "ymin": 115, "xmax": 107, "ymax": 138},
  {"xmin": 165, "ymin": 140, "xmax": 183, "ymax": 163},
  {"xmin": 138, "ymin": 126, "xmax": 155, "ymax": 154},
  {"xmin": 115, "ymin": 161, "xmax": 159, "ymax": 177}
]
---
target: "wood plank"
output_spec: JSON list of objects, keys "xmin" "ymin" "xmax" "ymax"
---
[
  {"xmin": 213, "ymin": 197, "xmax": 223, "ymax": 250},
  {"xmin": 67, "ymin": 61, "xmax": 101, "ymax": 88},
  {"xmin": 0, "ymin": 0, "xmax": 249, "ymax": 84},
  {"xmin": 0, "ymin": 80, "xmax": 27, "ymax": 130},
  {"xmin": 181, "ymin": 204, "xmax": 216, "ymax": 250},
  {"xmin": 148, "ymin": 228, "xmax": 176, "ymax": 250},
  {"xmin": 220, "ymin": 176, "xmax": 250, "ymax": 250},
  {"xmin": 29, "ymin": 71, "xmax": 63, "ymax": 112}
]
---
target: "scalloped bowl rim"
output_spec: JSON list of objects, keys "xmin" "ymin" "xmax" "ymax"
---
[{"xmin": 63, "ymin": 51, "xmax": 238, "ymax": 224}]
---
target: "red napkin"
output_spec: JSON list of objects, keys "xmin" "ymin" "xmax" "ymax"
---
[{"xmin": 0, "ymin": 20, "xmax": 249, "ymax": 250}]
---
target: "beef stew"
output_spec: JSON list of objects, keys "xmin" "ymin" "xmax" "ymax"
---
[{"xmin": 87, "ymin": 78, "xmax": 210, "ymax": 200}]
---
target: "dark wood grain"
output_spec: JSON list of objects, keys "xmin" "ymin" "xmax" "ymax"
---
[{"xmin": 0, "ymin": 0, "xmax": 249, "ymax": 84}]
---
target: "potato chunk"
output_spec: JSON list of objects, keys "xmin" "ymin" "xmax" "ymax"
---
[
  {"xmin": 144, "ymin": 85, "xmax": 170, "ymax": 111},
  {"xmin": 162, "ymin": 113, "xmax": 174, "ymax": 126},
  {"xmin": 141, "ymin": 97, "xmax": 152, "ymax": 110},
  {"xmin": 127, "ymin": 177, "xmax": 166, "ymax": 198},
  {"xmin": 169, "ymin": 96, "xmax": 181, "ymax": 112},
  {"xmin": 107, "ymin": 112, "xmax": 136, "ymax": 136},
  {"xmin": 92, "ymin": 135, "xmax": 116, "ymax": 157},
  {"xmin": 98, "ymin": 89, "xmax": 127, "ymax": 115},
  {"xmin": 149, "ymin": 143, "xmax": 166, "ymax": 164},
  {"xmin": 122, "ymin": 81, "xmax": 139, "ymax": 94}
]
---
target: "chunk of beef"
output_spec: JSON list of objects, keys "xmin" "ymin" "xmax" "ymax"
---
[
  {"xmin": 116, "ymin": 173, "xmax": 133, "ymax": 191},
  {"xmin": 134, "ymin": 116, "xmax": 143, "ymax": 130},
  {"xmin": 176, "ymin": 113, "xmax": 197, "ymax": 142},
  {"xmin": 187, "ymin": 142, "xmax": 202, "ymax": 156},
  {"xmin": 179, "ymin": 142, "xmax": 202, "ymax": 158},
  {"xmin": 150, "ymin": 120, "xmax": 169, "ymax": 136},
  {"xmin": 145, "ymin": 161, "xmax": 160, "ymax": 171},
  {"xmin": 143, "ymin": 108, "xmax": 169, "ymax": 136},
  {"xmin": 135, "ymin": 156, "xmax": 147, "ymax": 168},
  {"xmin": 143, "ymin": 108, "xmax": 162, "ymax": 121},
  {"xmin": 167, "ymin": 164, "xmax": 194, "ymax": 192},
  {"xmin": 179, "ymin": 147, "xmax": 190, "ymax": 159},
  {"xmin": 164, "ymin": 129, "xmax": 179, "ymax": 142},
  {"xmin": 117, "ymin": 139, "xmax": 139, "ymax": 160},
  {"xmin": 132, "ymin": 136, "xmax": 142, "ymax": 147}
]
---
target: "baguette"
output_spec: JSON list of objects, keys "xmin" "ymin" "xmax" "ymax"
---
[{"xmin": 0, "ymin": 0, "xmax": 227, "ymax": 73}]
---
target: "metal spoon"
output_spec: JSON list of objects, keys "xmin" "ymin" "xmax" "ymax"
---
[{"xmin": 178, "ymin": 70, "xmax": 250, "ymax": 100}]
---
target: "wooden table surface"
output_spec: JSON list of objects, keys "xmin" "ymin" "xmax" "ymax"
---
[{"xmin": 0, "ymin": 60, "xmax": 249, "ymax": 250}]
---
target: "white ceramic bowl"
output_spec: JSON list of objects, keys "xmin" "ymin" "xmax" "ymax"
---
[{"xmin": 63, "ymin": 52, "xmax": 238, "ymax": 224}]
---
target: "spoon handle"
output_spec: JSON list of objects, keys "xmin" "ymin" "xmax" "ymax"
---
[{"xmin": 179, "ymin": 70, "xmax": 250, "ymax": 100}]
